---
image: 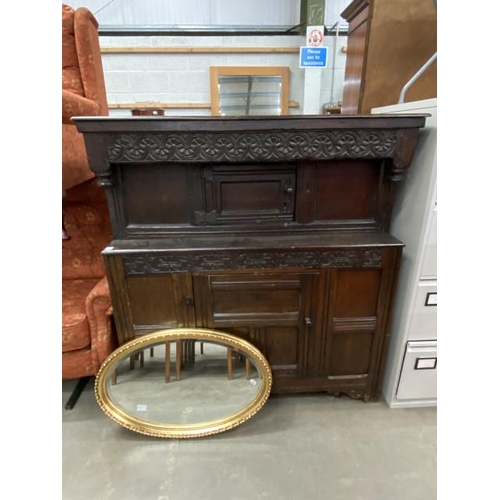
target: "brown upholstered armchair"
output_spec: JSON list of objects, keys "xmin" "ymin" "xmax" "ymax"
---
[
  {"xmin": 62, "ymin": 3, "xmax": 108, "ymax": 191},
  {"xmin": 62, "ymin": 4, "xmax": 116, "ymax": 408}
]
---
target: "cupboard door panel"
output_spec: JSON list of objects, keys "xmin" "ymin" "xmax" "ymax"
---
[
  {"xmin": 333, "ymin": 269, "xmax": 381, "ymax": 317},
  {"xmin": 222, "ymin": 326, "xmax": 253, "ymax": 344},
  {"xmin": 127, "ymin": 273, "xmax": 195, "ymax": 333},
  {"xmin": 260, "ymin": 326, "xmax": 299, "ymax": 369},
  {"xmin": 223, "ymin": 325, "xmax": 300, "ymax": 376},
  {"xmin": 324, "ymin": 331, "xmax": 374, "ymax": 376},
  {"xmin": 193, "ymin": 271, "xmax": 317, "ymax": 379},
  {"xmin": 121, "ymin": 164, "xmax": 191, "ymax": 226},
  {"xmin": 324, "ymin": 268, "xmax": 382, "ymax": 378},
  {"xmin": 196, "ymin": 164, "xmax": 296, "ymax": 225},
  {"xmin": 313, "ymin": 161, "xmax": 379, "ymax": 222}
]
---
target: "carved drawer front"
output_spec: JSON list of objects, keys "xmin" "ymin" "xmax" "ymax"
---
[
  {"xmin": 192, "ymin": 271, "xmax": 318, "ymax": 378},
  {"xmin": 193, "ymin": 164, "xmax": 296, "ymax": 225}
]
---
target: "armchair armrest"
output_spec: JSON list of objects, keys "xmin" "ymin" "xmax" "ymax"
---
[
  {"xmin": 85, "ymin": 277, "xmax": 116, "ymax": 370},
  {"xmin": 63, "ymin": 89, "xmax": 102, "ymax": 124}
]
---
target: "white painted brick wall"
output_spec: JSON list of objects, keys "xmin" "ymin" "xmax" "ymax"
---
[{"xmin": 99, "ymin": 35, "xmax": 347, "ymax": 116}]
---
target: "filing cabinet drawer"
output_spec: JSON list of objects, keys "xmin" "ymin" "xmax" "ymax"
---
[
  {"xmin": 407, "ymin": 281, "xmax": 437, "ymax": 341},
  {"xmin": 420, "ymin": 208, "xmax": 437, "ymax": 278},
  {"xmin": 396, "ymin": 341, "xmax": 437, "ymax": 400}
]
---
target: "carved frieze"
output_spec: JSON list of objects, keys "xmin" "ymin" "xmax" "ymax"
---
[
  {"xmin": 107, "ymin": 130, "xmax": 399, "ymax": 164},
  {"xmin": 124, "ymin": 249, "xmax": 383, "ymax": 275}
]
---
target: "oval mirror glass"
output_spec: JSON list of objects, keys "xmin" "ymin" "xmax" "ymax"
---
[{"xmin": 95, "ymin": 328, "xmax": 272, "ymax": 438}]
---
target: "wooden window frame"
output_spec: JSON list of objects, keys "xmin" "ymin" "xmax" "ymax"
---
[{"xmin": 209, "ymin": 66, "xmax": 290, "ymax": 116}]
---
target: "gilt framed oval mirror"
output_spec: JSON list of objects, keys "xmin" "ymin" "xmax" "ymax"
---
[{"xmin": 95, "ymin": 328, "xmax": 272, "ymax": 438}]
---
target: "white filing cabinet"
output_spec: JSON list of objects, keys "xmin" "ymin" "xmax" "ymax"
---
[{"xmin": 372, "ymin": 98, "xmax": 437, "ymax": 408}]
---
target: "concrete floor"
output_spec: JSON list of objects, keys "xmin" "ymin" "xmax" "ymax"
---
[{"xmin": 62, "ymin": 379, "xmax": 437, "ymax": 500}]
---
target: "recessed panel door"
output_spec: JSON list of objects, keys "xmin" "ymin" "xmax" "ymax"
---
[{"xmin": 192, "ymin": 271, "xmax": 319, "ymax": 379}]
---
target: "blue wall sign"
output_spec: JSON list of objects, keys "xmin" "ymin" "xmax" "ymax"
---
[{"xmin": 299, "ymin": 46, "xmax": 328, "ymax": 68}]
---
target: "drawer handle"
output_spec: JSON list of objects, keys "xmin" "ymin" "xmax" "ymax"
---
[
  {"xmin": 305, "ymin": 317, "xmax": 312, "ymax": 326},
  {"xmin": 425, "ymin": 292, "xmax": 437, "ymax": 306},
  {"xmin": 414, "ymin": 357, "xmax": 437, "ymax": 370},
  {"xmin": 285, "ymin": 187, "xmax": 294, "ymax": 194}
]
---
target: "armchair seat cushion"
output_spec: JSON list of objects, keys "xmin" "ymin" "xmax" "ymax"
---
[{"xmin": 62, "ymin": 278, "xmax": 101, "ymax": 352}]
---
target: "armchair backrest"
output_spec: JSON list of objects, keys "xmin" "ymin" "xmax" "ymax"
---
[
  {"xmin": 62, "ymin": 4, "xmax": 108, "ymax": 114},
  {"xmin": 62, "ymin": 4, "xmax": 109, "ymax": 190}
]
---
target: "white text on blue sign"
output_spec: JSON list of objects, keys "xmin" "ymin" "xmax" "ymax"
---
[{"xmin": 299, "ymin": 47, "xmax": 328, "ymax": 68}]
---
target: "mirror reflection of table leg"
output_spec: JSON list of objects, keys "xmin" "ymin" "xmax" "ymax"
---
[
  {"xmin": 165, "ymin": 342, "xmax": 171, "ymax": 383},
  {"xmin": 165, "ymin": 341, "xmax": 183, "ymax": 382},
  {"xmin": 227, "ymin": 350, "xmax": 252, "ymax": 380},
  {"xmin": 129, "ymin": 351, "xmax": 144, "ymax": 370},
  {"xmin": 176, "ymin": 340, "xmax": 182, "ymax": 380},
  {"xmin": 227, "ymin": 348, "xmax": 233, "ymax": 380}
]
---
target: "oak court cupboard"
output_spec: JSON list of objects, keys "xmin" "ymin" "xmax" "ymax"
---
[{"xmin": 74, "ymin": 114, "xmax": 427, "ymax": 401}]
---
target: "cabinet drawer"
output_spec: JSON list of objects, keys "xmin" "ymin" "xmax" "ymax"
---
[
  {"xmin": 396, "ymin": 341, "xmax": 437, "ymax": 400},
  {"xmin": 420, "ymin": 208, "xmax": 437, "ymax": 278},
  {"xmin": 407, "ymin": 281, "xmax": 437, "ymax": 341}
]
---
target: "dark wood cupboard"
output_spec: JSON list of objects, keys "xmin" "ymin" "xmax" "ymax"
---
[
  {"xmin": 75, "ymin": 114, "xmax": 426, "ymax": 401},
  {"xmin": 341, "ymin": 0, "xmax": 437, "ymax": 114}
]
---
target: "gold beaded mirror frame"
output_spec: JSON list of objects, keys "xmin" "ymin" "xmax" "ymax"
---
[{"xmin": 95, "ymin": 328, "xmax": 272, "ymax": 438}]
